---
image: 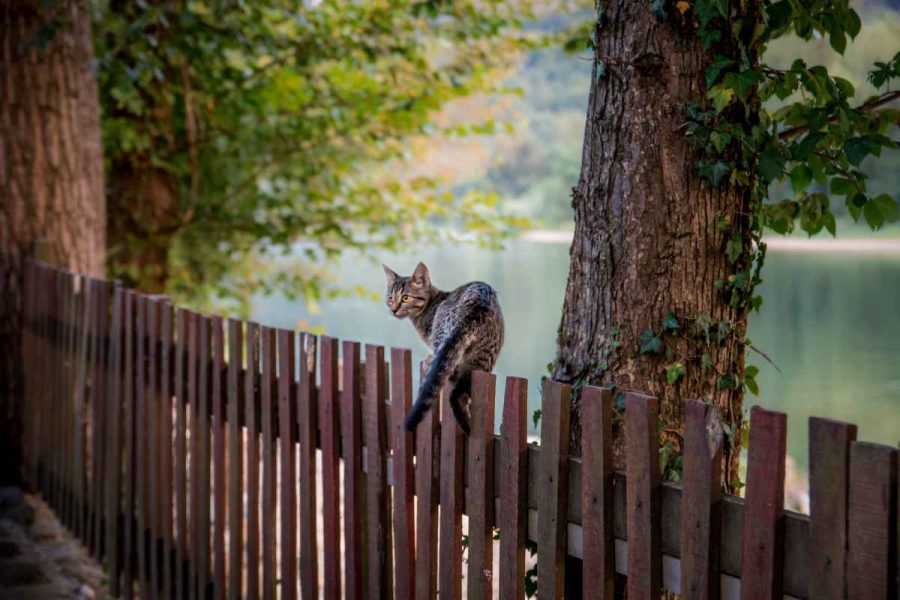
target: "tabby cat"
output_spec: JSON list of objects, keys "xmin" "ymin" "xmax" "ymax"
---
[{"xmin": 383, "ymin": 262, "xmax": 504, "ymax": 434}]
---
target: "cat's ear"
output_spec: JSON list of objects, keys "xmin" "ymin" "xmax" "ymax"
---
[
  {"xmin": 382, "ymin": 264, "xmax": 399, "ymax": 286},
  {"xmin": 410, "ymin": 262, "xmax": 430, "ymax": 289}
]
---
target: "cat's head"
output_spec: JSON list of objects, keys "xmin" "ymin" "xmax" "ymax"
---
[{"xmin": 382, "ymin": 262, "xmax": 432, "ymax": 319}]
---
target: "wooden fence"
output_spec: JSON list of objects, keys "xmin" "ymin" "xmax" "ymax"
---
[{"xmin": 18, "ymin": 260, "xmax": 899, "ymax": 599}]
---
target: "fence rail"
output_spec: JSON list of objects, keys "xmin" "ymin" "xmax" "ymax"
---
[{"xmin": 19, "ymin": 260, "xmax": 899, "ymax": 599}]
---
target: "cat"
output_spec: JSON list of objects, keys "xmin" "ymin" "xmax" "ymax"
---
[{"xmin": 382, "ymin": 262, "xmax": 504, "ymax": 434}]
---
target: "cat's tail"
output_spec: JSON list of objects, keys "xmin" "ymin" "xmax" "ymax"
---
[{"xmin": 405, "ymin": 319, "xmax": 478, "ymax": 433}]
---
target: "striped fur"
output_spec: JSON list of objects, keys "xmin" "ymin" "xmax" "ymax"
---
[{"xmin": 383, "ymin": 262, "xmax": 504, "ymax": 434}]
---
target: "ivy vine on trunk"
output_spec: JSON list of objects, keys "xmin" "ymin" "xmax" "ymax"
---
[{"xmin": 553, "ymin": 0, "xmax": 898, "ymax": 491}]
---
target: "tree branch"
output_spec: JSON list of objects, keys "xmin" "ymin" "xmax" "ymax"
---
[{"xmin": 778, "ymin": 90, "xmax": 900, "ymax": 141}]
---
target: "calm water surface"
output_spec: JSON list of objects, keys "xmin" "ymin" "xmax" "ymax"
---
[{"xmin": 251, "ymin": 239, "xmax": 900, "ymax": 470}]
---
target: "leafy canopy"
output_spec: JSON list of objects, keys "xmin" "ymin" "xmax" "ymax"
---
[{"xmin": 94, "ymin": 0, "xmax": 538, "ymax": 310}]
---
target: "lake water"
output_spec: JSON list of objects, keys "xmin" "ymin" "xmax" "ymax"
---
[{"xmin": 251, "ymin": 238, "xmax": 900, "ymax": 471}]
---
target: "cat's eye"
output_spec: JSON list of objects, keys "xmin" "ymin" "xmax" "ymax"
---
[{"xmin": 401, "ymin": 295, "xmax": 410, "ymax": 303}]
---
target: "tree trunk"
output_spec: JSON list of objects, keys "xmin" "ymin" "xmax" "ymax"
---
[
  {"xmin": 0, "ymin": 0, "xmax": 106, "ymax": 483},
  {"xmin": 553, "ymin": 1, "xmax": 753, "ymax": 481}
]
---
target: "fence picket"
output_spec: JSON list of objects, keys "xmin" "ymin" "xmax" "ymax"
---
[
  {"xmin": 174, "ymin": 309, "xmax": 191, "ymax": 600},
  {"xmin": 740, "ymin": 406, "xmax": 787, "ymax": 600},
  {"xmin": 227, "ymin": 319, "xmax": 244, "ymax": 600},
  {"xmin": 467, "ymin": 371, "xmax": 496, "ymax": 600},
  {"xmin": 159, "ymin": 302, "xmax": 174, "ymax": 598},
  {"xmin": 537, "ymin": 380, "xmax": 571, "ymax": 600},
  {"xmin": 298, "ymin": 334, "xmax": 319, "ymax": 600},
  {"xmin": 194, "ymin": 315, "xmax": 212, "ymax": 600},
  {"xmin": 847, "ymin": 442, "xmax": 898, "ymax": 599},
  {"xmin": 439, "ymin": 381, "xmax": 464, "ymax": 600},
  {"xmin": 212, "ymin": 317, "xmax": 227, "ymax": 600},
  {"xmin": 123, "ymin": 291, "xmax": 137, "ymax": 596},
  {"xmin": 625, "ymin": 392, "xmax": 661, "ymax": 600},
  {"xmin": 680, "ymin": 399, "xmax": 723, "ymax": 600},
  {"xmin": 260, "ymin": 327, "xmax": 277, "ymax": 599},
  {"xmin": 322, "ymin": 337, "xmax": 343, "ymax": 599},
  {"xmin": 89, "ymin": 279, "xmax": 110, "ymax": 560},
  {"xmin": 582, "ymin": 386, "xmax": 615, "ymax": 600},
  {"xmin": 146, "ymin": 299, "xmax": 160, "ymax": 599},
  {"xmin": 390, "ymin": 348, "xmax": 416, "ymax": 600},
  {"xmin": 244, "ymin": 323, "xmax": 261, "ymax": 600},
  {"xmin": 414, "ymin": 362, "xmax": 440, "ymax": 600},
  {"xmin": 365, "ymin": 344, "xmax": 389, "ymax": 599},
  {"xmin": 278, "ymin": 329, "xmax": 298, "ymax": 600},
  {"xmin": 73, "ymin": 276, "xmax": 91, "ymax": 541},
  {"xmin": 341, "ymin": 341, "xmax": 364, "ymax": 600},
  {"xmin": 105, "ymin": 287, "xmax": 125, "ymax": 597},
  {"xmin": 135, "ymin": 295, "xmax": 150, "ymax": 598},
  {"xmin": 498, "ymin": 377, "xmax": 527, "ymax": 600},
  {"xmin": 808, "ymin": 417, "xmax": 857, "ymax": 600}
]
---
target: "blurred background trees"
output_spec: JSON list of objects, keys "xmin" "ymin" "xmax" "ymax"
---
[{"xmin": 95, "ymin": 0, "xmax": 550, "ymax": 309}]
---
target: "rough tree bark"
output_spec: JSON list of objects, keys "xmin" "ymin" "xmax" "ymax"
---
[
  {"xmin": 0, "ymin": 0, "xmax": 106, "ymax": 483},
  {"xmin": 553, "ymin": 0, "xmax": 754, "ymax": 479}
]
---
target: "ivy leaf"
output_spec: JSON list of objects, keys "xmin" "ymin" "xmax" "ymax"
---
[
  {"xmin": 725, "ymin": 235, "xmax": 742, "ymax": 263},
  {"xmin": 638, "ymin": 330, "xmax": 664, "ymax": 355},
  {"xmin": 758, "ymin": 149, "xmax": 786, "ymax": 182},
  {"xmin": 844, "ymin": 136, "xmax": 872, "ymax": 166},
  {"xmin": 532, "ymin": 409, "xmax": 542, "ymax": 429},
  {"xmin": 766, "ymin": 1, "xmax": 793, "ymax": 32},
  {"xmin": 828, "ymin": 22, "xmax": 847, "ymax": 55},
  {"xmin": 710, "ymin": 131, "xmax": 731, "ymax": 152},
  {"xmin": 723, "ymin": 69, "xmax": 759, "ymax": 102},
  {"xmin": 707, "ymin": 85, "xmax": 735, "ymax": 113},
  {"xmin": 662, "ymin": 313, "xmax": 680, "ymax": 332},
  {"xmin": 666, "ymin": 362, "xmax": 685, "ymax": 385},
  {"xmin": 698, "ymin": 160, "xmax": 731, "ymax": 187},
  {"xmin": 705, "ymin": 55, "xmax": 735, "ymax": 87},
  {"xmin": 872, "ymin": 194, "xmax": 898, "ymax": 223},
  {"xmin": 863, "ymin": 200, "xmax": 884, "ymax": 230},
  {"xmin": 830, "ymin": 177, "xmax": 852, "ymax": 196},
  {"xmin": 789, "ymin": 165, "xmax": 812, "ymax": 192}
]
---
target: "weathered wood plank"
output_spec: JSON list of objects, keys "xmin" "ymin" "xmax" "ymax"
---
[
  {"xmin": 847, "ymin": 442, "xmax": 898, "ymax": 599},
  {"xmin": 174, "ymin": 309, "xmax": 191, "ymax": 600},
  {"xmin": 467, "ymin": 371, "xmax": 496, "ymax": 600},
  {"xmin": 341, "ymin": 341, "xmax": 364, "ymax": 600},
  {"xmin": 298, "ymin": 333, "xmax": 319, "ymax": 600},
  {"xmin": 73, "ymin": 275, "xmax": 91, "ymax": 542},
  {"xmin": 277, "ymin": 329, "xmax": 297, "ymax": 600},
  {"xmin": 194, "ymin": 315, "xmax": 212, "ymax": 600},
  {"xmin": 321, "ymin": 337, "xmax": 342, "ymax": 599},
  {"xmin": 582, "ymin": 386, "xmax": 615, "ymax": 600},
  {"xmin": 365, "ymin": 345, "xmax": 390, "ymax": 600},
  {"xmin": 626, "ymin": 392, "xmax": 661, "ymax": 600},
  {"xmin": 498, "ymin": 377, "xmax": 527, "ymax": 600},
  {"xmin": 680, "ymin": 399, "xmax": 723, "ymax": 600},
  {"xmin": 537, "ymin": 379, "xmax": 571, "ymax": 600},
  {"xmin": 146, "ymin": 299, "xmax": 160, "ymax": 600},
  {"xmin": 135, "ymin": 295, "xmax": 149, "ymax": 598},
  {"xmin": 105, "ymin": 287, "xmax": 124, "ymax": 597},
  {"xmin": 159, "ymin": 302, "xmax": 174, "ymax": 599},
  {"xmin": 90, "ymin": 279, "xmax": 110, "ymax": 560},
  {"xmin": 808, "ymin": 417, "xmax": 856, "ymax": 600},
  {"xmin": 260, "ymin": 327, "xmax": 277, "ymax": 600},
  {"xmin": 740, "ymin": 406, "xmax": 787, "ymax": 600},
  {"xmin": 391, "ymin": 348, "xmax": 416, "ymax": 600},
  {"xmin": 122, "ymin": 291, "xmax": 137, "ymax": 596},
  {"xmin": 227, "ymin": 319, "xmax": 244, "ymax": 600},
  {"xmin": 244, "ymin": 323, "xmax": 261, "ymax": 600},
  {"xmin": 414, "ymin": 362, "xmax": 440, "ymax": 600},
  {"xmin": 211, "ymin": 317, "xmax": 227, "ymax": 600},
  {"xmin": 439, "ymin": 381, "xmax": 464, "ymax": 600}
]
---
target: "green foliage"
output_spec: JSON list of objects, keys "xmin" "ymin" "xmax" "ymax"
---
[
  {"xmin": 93, "ymin": 0, "xmax": 541, "ymax": 308},
  {"xmin": 682, "ymin": 0, "xmax": 899, "ymax": 249}
]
